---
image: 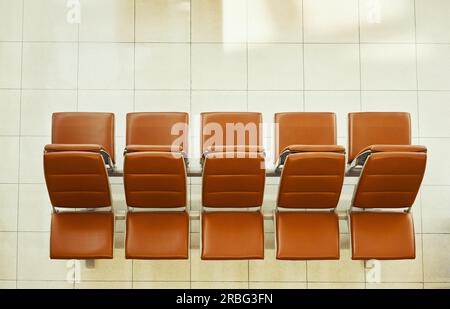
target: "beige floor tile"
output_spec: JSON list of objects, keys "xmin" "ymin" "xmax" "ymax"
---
[
  {"xmin": 0, "ymin": 0, "xmax": 23, "ymax": 41},
  {"xmin": 416, "ymin": 0, "xmax": 450, "ymax": 43},
  {"xmin": 191, "ymin": 44, "xmax": 247, "ymax": 90},
  {"xmin": 79, "ymin": 0, "xmax": 134, "ymax": 42},
  {"xmin": 135, "ymin": 0, "xmax": 190, "ymax": 42},
  {"xmin": 423, "ymin": 234, "xmax": 450, "ymax": 282},
  {"xmin": 191, "ymin": 0, "xmax": 247, "ymax": 43},
  {"xmin": 248, "ymin": 0, "xmax": 302, "ymax": 43},
  {"xmin": 18, "ymin": 184, "xmax": 51, "ymax": 232},
  {"xmin": 359, "ymin": 0, "xmax": 415, "ymax": 43},
  {"xmin": 0, "ymin": 90, "xmax": 20, "ymax": 136},
  {"xmin": 307, "ymin": 235, "xmax": 365, "ymax": 283},
  {"xmin": 79, "ymin": 248, "xmax": 132, "ymax": 282},
  {"xmin": 23, "ymin": 0, "xmax": 77, "ymax": 41},
  {"xmin": 191, "ymin": 250, "xmax": 248, "ymax": 282},
  {"xmin": 17, "ymin": 232, "xmax": 67, "ymax": 281},
  {"xmin": 0, "ymin": 280, "xmax": 16, "ymax": 289},
  {"xmin": 303, "ymin": 0, "xmax": 359, "ymax": 43},
  {"xmin": 17, "ymin": 280, "xmax": 73, "ymax": 289},
  {"xmin": 374, "ymin": 237, "xmax": 424, "ymax": 283},
  {"xmin": 308, "ymin": 282, "xmax": 365, "ymax": 289},
  {"xmin": 0, "ymin": 232, "xmax": 17, "ymax": 280},
  {"xmin": 424, "ymin": 283, "xmax": 450, "ymax": 289},
  {"xmin": 249, "ymin": 249, "xmax": 306, "ymax": 282},
  {"xmin": 248, "ymin": 44, "xmax": 303, "ymax": 90},
  {"xmin": 0, "ymin": 43, "xmax": 21, "ymax": 89},
  {"xmin": 421, "ymin": 186, "xmax": 450, "ymax": 233},
  {"xmin": 75, "ymin": 281, "xmax": 132, "ymax": 289},
  {"xmin": 0, "ymin": 184, "xmax": 18, "ymax": 232},
  {"xmin": 133, "ymin": 281, "xmax": 191, "ymax": 289},
  {"xmin": 78, "ymin": 43, "xmax": 134, "ymax": 90},
  {"xmin": 0, "ymin": 136, "xmax": 19, "ymax": 183},
  {"xmin": 22, "ymin": 43, "xmax": 78, "ymax": 89},
  {"xmin": 249, "ymin": 282, "xmax": 306, "ymax": 289},
  {"xmin": 133, "ymin": 259, "xmax": 190, "ymax": 282},
  {"xmin": 366, "ymin": 283, "xmax": 423, "ymax": 289},
  {"xmin": 135, "ymin": 43, "xmax": 190, "ymax": 90},
  {"xmin": 191, "ymin": 282, "xmax": 248, "ymax": 289}
]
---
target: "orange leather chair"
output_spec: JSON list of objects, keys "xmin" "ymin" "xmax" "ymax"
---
[
  {"xmin": 49, "ymin": 112, "xmax": 115, "ymax": 169},
  {"xmin": 350, "ymin": 152, "xmax": 427, "ymax": 260},
  {"xmin": 274, "ymin": 112, "xmax": 346, "ymax": 259},
  {"xmin": 276, "ymin": 153, "xmax": 345, "ymax": 260},
  {"xmin": 348, "ymin": 112, "xmax": 426, "ymax": 168},
  {"xmin": 124, "ymin": 112, "xmax": 189, "ymax": 259},
  {"xmin": 275, "ymin": 112, "xmax": 345, "ymax": 167},
  {"xmin": 124, "ymin": 152, "xmax": 188, "ymax": 259},
  {"xmin": 201, "ymin": 152, "xmax": 265, "ymax": 260},
  {"xmin": 44, "ymin": 149, "xmax": 114, "ymax": 259},
  {"xmin": 126, "ymin": 112, "xmax": 189, "ymax": 157},
  {"xmin": 200, "ymin": 112, "xmax": 264, "ymax": 160}
]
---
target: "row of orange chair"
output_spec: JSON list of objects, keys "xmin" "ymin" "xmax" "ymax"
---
[
  {"xmin": 47, "ymin": 111, "xmax": 426, "ymax": 167},
  {"xmin": 44, "ymin": 112, "xmax": 427, "ymax": 261}
]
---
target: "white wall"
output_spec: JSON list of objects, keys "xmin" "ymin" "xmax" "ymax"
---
[{"xmin": 0, "ymin": 0, "xmax": 449, "ymax": 289}]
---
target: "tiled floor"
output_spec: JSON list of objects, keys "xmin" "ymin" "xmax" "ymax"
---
[{"xmin": 0, "ymin": 0, "xmax": 450, "ymax": 289}]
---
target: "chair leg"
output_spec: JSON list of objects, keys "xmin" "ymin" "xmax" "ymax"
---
[
  {"xmin": 365, "ymin": 259, "xmax": 381, "ymax": 283},
  {"xmin": 85, "ymin": 260, "xmax": 96, "ymax": 269}
]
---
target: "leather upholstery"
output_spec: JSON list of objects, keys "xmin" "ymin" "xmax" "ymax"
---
[
  {"xmin": 124, "ymin": 152, "xmax": 187, "ymax": 208},
  {"xmin": 202, "ymin": 152, "xmax": 265, "ymax": 208},
  {"xmin": 126, "ymin": 112, "xmax": 188, "ymax": 154},
  {"xmin": 351, "ymin": 212, "xmax": 415, "ymax": 260},
  {"xmin": 50, "ymin": 212, "xmax": 114, "ymax": 259},
  {"xmin": 275, "ymin": 112, "xmax": 338, "ymax": 161},
  {"xmin": 204, "ymin": 145, "xmax": 265, "ymax": 153},
  {"xmin": 276, "ymin": 212, "xmax": 339, "ymax": 260},
  {"xmin": 45, "ymin": 144, "xmax": 103, "ymax": 153},
  {"xmin": 202, "ymin": 211, "xmax": 264, "ymax": 260},
  {"xmin": 44, "ymin": 151, "xmax": 112, "ymax": 208},
  {"xmin": 52, "ymin": 112, "xmax": 115, "ymax": 163},
  {"xmin": 355, "ymin": 144, "xmax": 427, "ymax": 158},
  {"xmin": 348, "ymin": 112, "xmax": 411, "ymax": 164},
  {"xmin": 353, "ymin": 152, "xmax": 427, "ymax": 209},
  {"xmin": 125, "ymin": 145, "xmax": 183, "ymax": 154},
  {"xmin": 278, "ymin": 152, "xmax": 345, "ymax": 209},
  {"xmin": 282, "ymin": 145, "xmax": 345, "ymax": 154},
  {"xmin": 201, "ymin": 150, "xmax": 265, "ymax": 260},
  {"xmin": 126, "ymin": 211, "xmax": 189, "ymax": 259},
  {"xmin": 350, "ymin": 151, "xmax": 426, "ymax": 260},
  {"xmin": 201, "ymin": 112, "xmax": 263, "ymax": 154}
]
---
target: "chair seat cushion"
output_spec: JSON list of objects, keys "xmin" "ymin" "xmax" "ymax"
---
[
  {"xmin": 50, "ymin": 212, "xmax": 114, "ymax": 259},
  {"xmin": 126, "ymin": 212, "xmax": 189, "ymax": 259},
  {"xmin": 276, "ymin": 212, "xmax": 339, "ymax": 260},
  {"xmin": 350, "ymin": 212, "xmax": 415, "ymax": 260},
  {"xmin": 202, "ymin": 212, "xmax": 264, "ymax": 260}
]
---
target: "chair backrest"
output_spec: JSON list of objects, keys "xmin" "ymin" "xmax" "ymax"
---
[
  {"xmin": 352, "ymin": 152, "xmax": 427, "ymax": 209},
  {"xmin": 52, "ymin": 112, "xmax": 115, "ymax": 163},
  {"xmin": 123, "ymin": 152, "xmax": 187, "ymax": 208},
  {"xmin": 348, "ymin": 112, "xmax": 411, "ymax": 164},
  {"xmin": 278, "ymin": 152, "xmax": 345, "ymax": 209},
  {"xmin": 202, "ymin": 152, "xmax": 265, "ymax": 208},
  {"xmin": 275, "ymin": 112, "xmax": 338, "ymax": 161},
  {"xmin": 201, "ymin": 112, "xmax": 263, "ymax": 154},
  {"xmin": 126, "ymin": 112, "xmax": 189, "ymax": 154},
  {"xmin": 44, "ymin": 151, "xmax": 112, "ymax": 208}
]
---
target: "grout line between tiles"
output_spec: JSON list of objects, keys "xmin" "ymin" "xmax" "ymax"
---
[
  {"xmin": 413, "ymin": 0, "xmax": 426, "ymax": 285},
  {"xmin": 15, "ymin": 0, "xmax": 26, "ymax": 289},
  {"xmin": 3, "ymin": 88, "xmax": 450, "ymax": 92}
]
